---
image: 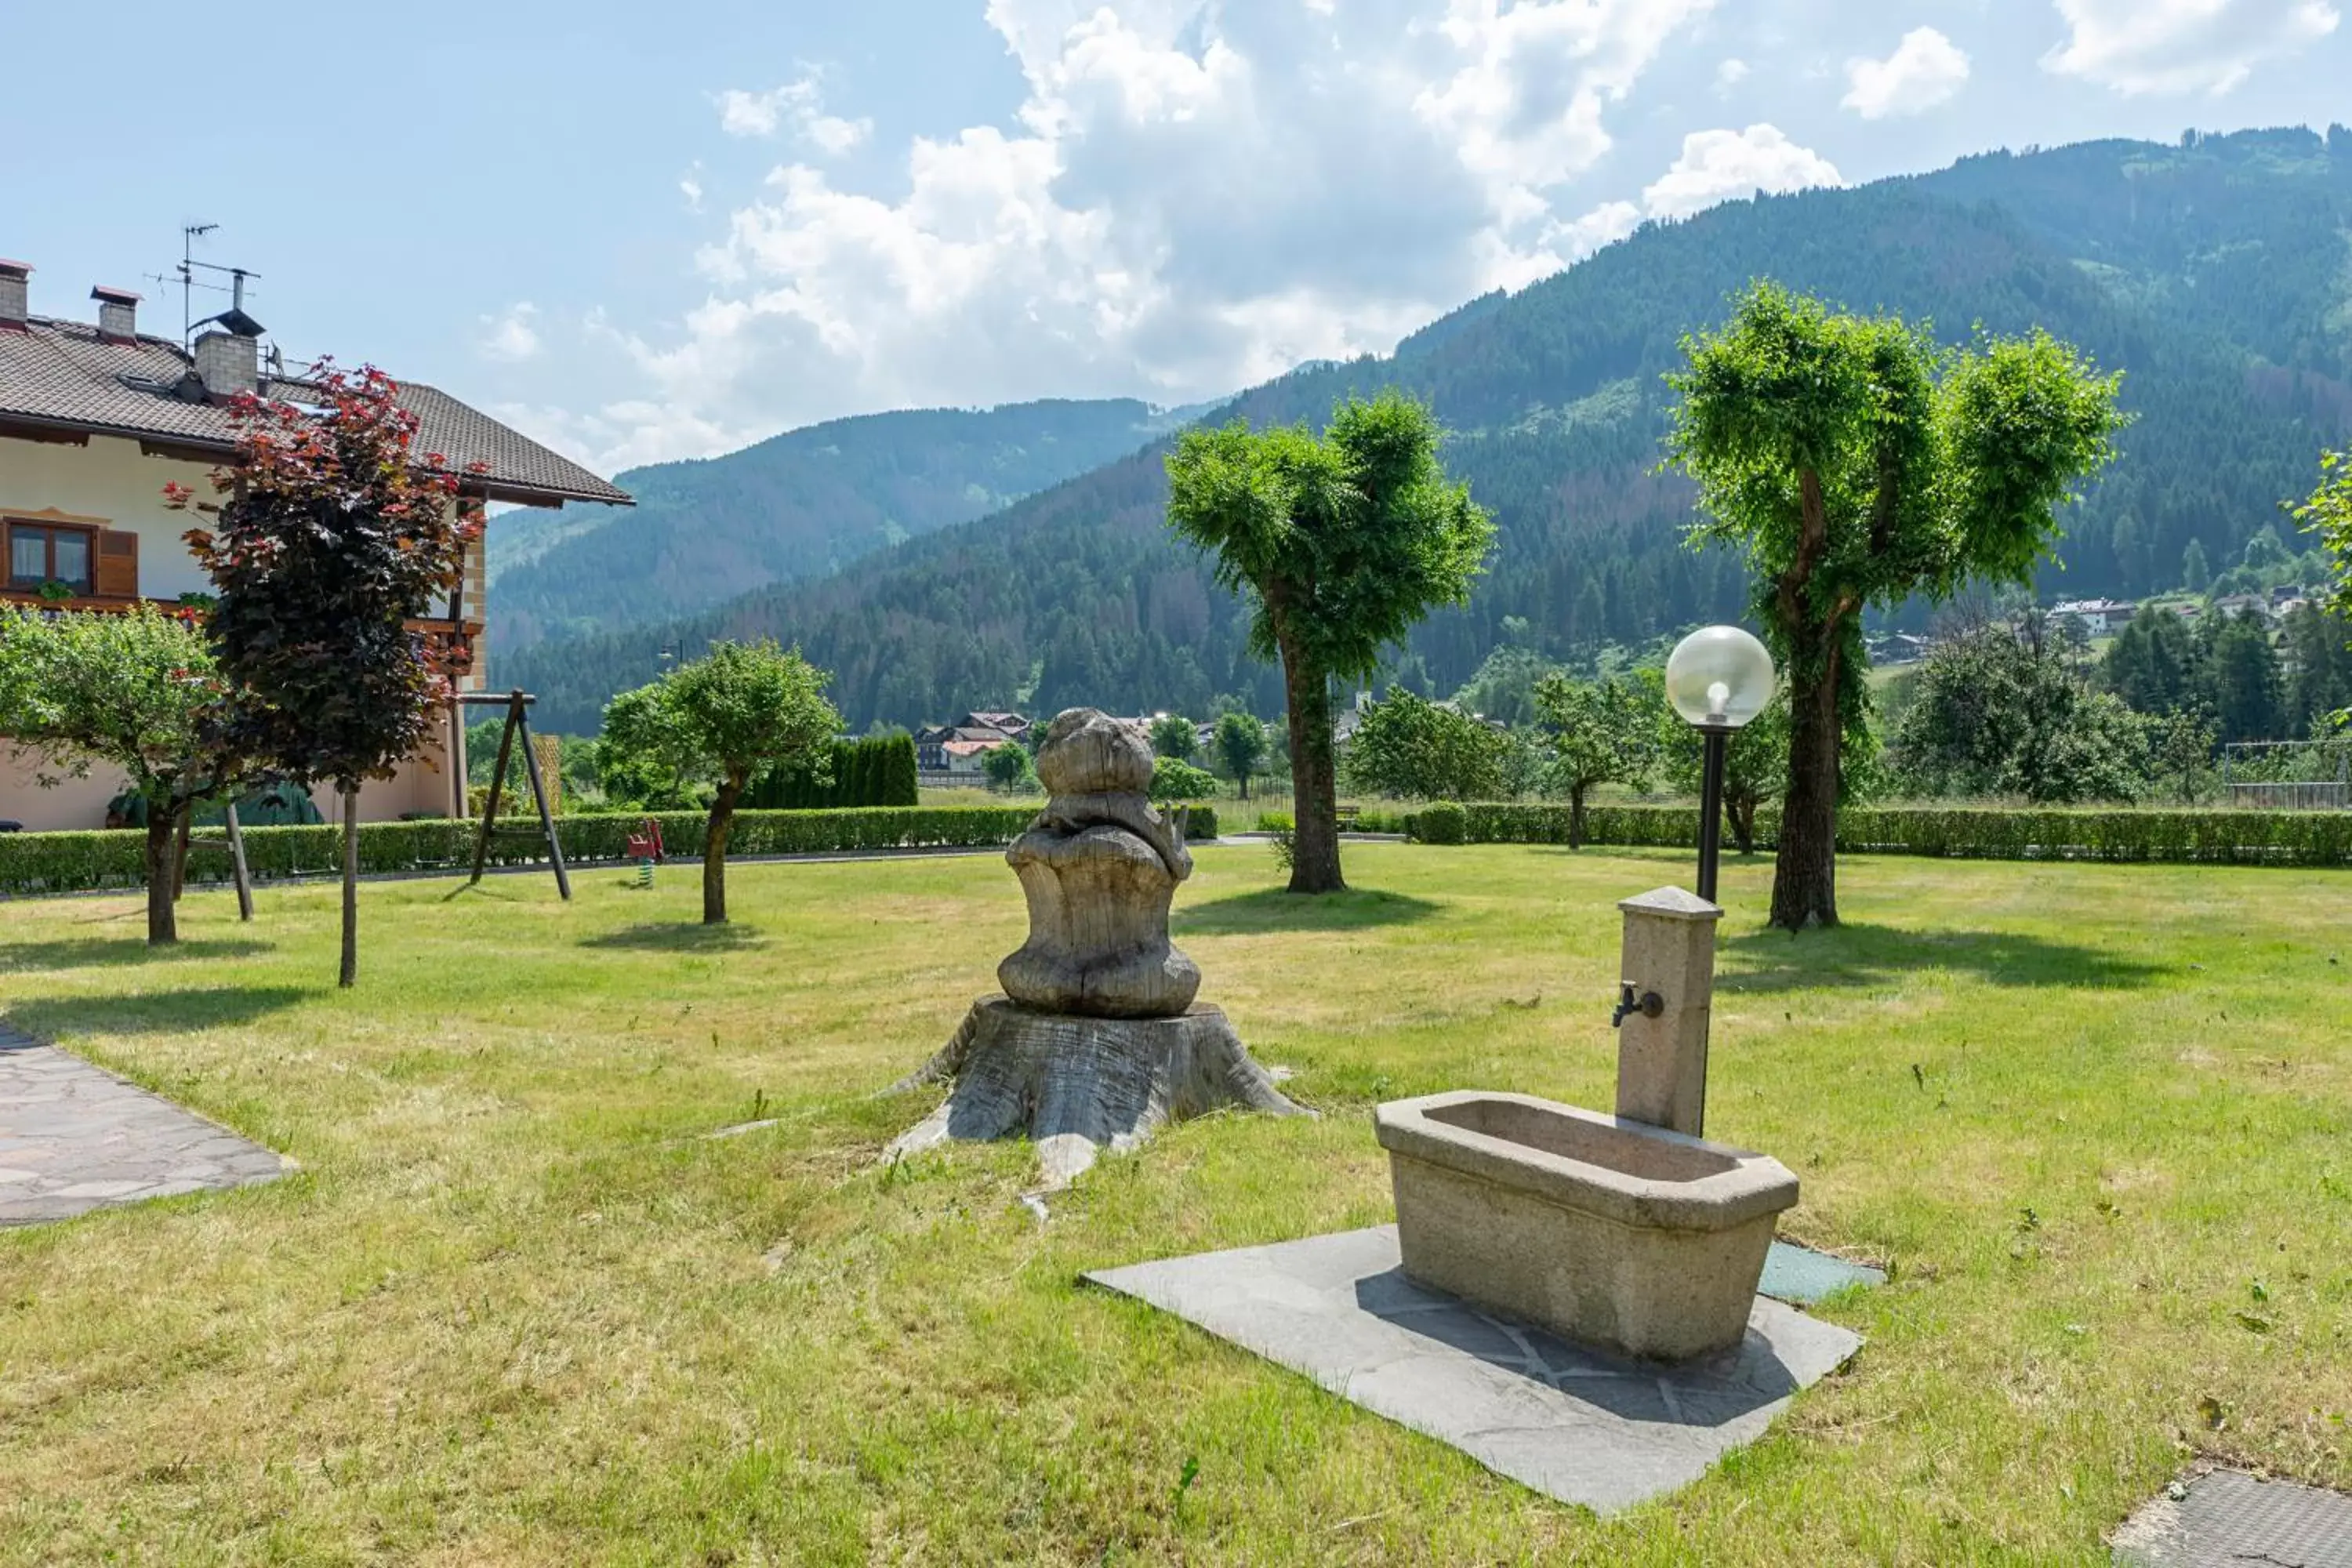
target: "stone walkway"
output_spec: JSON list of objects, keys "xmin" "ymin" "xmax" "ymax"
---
[{"xmin": 0, "ymin": 1022, "xmax": 287, "ymax": 1226}]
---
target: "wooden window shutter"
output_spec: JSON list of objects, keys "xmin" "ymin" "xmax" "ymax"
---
[{"xmin": 95, "ymin": 529, "xmax": 138, "ymax": 598}]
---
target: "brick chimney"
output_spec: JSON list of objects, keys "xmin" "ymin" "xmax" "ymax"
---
[
  {"xmin": 92, "ymin": 285, "xmax": 140, "ymax": 343},
  {"xmin": 194, "ymin": 328, "xmax": 258, "ymax": 397},
  {"xmin": 0, "ymin": 260, "xmax": 28, "ymax": 332}
]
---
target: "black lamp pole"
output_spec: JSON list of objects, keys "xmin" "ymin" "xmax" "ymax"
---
[{"xmin": 1695, "ymin": 723, "xmax": 1730, "ymax": 903}]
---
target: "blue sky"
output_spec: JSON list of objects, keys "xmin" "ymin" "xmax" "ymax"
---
[{"xmin": 5, "ymin": 1, "xmax": 2346, "ymax": 477}]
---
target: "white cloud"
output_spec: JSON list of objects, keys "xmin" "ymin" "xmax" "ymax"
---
[
  {"xmin": 679, "ymin": 168, "xmax": 705, "ymax": 213},
  {"xmin": 2043, "ymin": 0, "xmax": 2338, "ymax": 95},
  {"xmin": 1842, "ymin": 27, "xmax": 1970, "ymax": 118},
  {"xmin": 1714, "ymin": 57, "xmax": 1749, "ymax": 93},
  {"xmin": 571, "ymin": 0, "xmax": 1720, "ymax": 464},
  {"xmin": 478, "ymin": 303, "xmax": 541, "ymax": 363},
  {"xmin": 1640, "ymin": 125, "xmax": 1843, "ymax": 220},
  {"xmin": 716, "ymin": 71, "xmax": 873, "ymax": 153}
]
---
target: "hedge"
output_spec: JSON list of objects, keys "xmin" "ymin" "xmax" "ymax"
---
[
  {"xmin": 1400, "ymin": 803, "xmax": 2352, "ymax": 866},
  {"xmin": 0, "ymin": 800, "xmax": 1221, "ymax": 898},
  {"xmin": 750, "ymin": 735, "xmax": 920, "ymax": 810}
]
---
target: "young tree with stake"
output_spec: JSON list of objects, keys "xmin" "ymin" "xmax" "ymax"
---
[
  {"xmin": 1667, "ymin": 284, "xmax": 2124, "ymax": 929},
  {"xmin": 174, "ymin": 365, "xmax": 481, "ymax": 985},
  {"xmin": 0, "ymin": 605, "xmax": 256, "ymax": 945},
  {"xmin": 607, "ymin": 641, "xmax": 839, "ymax": 924},
  {"xmin": 1166, "ymin": 393, "xmax": 1494, "ymax": 892}
]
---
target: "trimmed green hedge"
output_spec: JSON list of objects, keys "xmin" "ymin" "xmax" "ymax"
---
[
  {"xmin": 0, "ymin": 806, "xmax": 1044, "ymax": 896},
  {"xmin": 0, "ymin": 800, "xmax": 1221, "ymax": 897},
  {"xmin": 1401, "ymin": 803, "xmax": 2352, "ymax": 866}
]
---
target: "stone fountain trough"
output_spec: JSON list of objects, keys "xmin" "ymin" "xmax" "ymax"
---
[{"xmin": 1374, "ymin": 1090, "xmax": 1798, "ymax": 1362}]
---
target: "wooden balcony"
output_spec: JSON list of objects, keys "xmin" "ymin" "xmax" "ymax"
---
[{"xmin": 0, "ymin": 591, "xmax": 481, "ymax": 679}]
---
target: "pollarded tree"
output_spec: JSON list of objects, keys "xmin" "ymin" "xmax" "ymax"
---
[
  {"xmin": 175, "ymin": 364, "xmax": 482, "ymax": 985},
  {"xmin": 1214, "ymin": 711, "xmax": 1268, "ymax": 799},
  {"xmin": 613, "ymin": 641, "xmax": 840, "ymax": 924},
  {"xmin": 1667, "ymin": 283, "xmax": 2124, "ymax": 929},
  {"xmin": 0, "ymin": 605, "xmax": 257, "ymax": 945},
  {"xmin": 1530, "ymin": 670, "xmax": 1663, "ymax": 849},
  {"xmin": 1166, "ymin": 393, "xmax": 1495, "ymax": 892}
]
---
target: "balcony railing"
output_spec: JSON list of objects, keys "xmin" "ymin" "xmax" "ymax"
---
[{"xmin": 0, "ymin": 590, "xmax": 480, "ymax": 678}]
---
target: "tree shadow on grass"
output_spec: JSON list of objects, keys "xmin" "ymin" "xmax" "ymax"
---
[
  {"xmin": 1719, "ymin": 923, "xmax": 2169, "ymax": 995},
  {"xmin": 5, "ymin": 985, "xmax": 310, "ymax": 1040},
  {"xmin": 579, "ymin": 923, "xmax": 768, "ymax": 953},
  {"xmin": 1176, "ymin": 886, "xmax": 1443, "ymax": 935},
  {"xmin": 0, "ymin": 937, "xmax": 274, "ymax": 975}
]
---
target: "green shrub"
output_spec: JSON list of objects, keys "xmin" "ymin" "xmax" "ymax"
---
[
  {"xmin": 1149, "ymin": 757, "xmax": 1221, "ymax": 802},
  {"xmin": 1256, "ymin": 809, "xmax": 1294, "ymax": 833},
  {"xmin": 1174, "ymin": 804, "xmax": 1218, "ymax": 840},
  {"xmin": 1413, "ymin": 801, "xmax": 1468, "ymax": 844}
]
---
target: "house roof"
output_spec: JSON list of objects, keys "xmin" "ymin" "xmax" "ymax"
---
[{"xmin": 0, "ymin": 314, "xmax": 631, "ymax": 508}]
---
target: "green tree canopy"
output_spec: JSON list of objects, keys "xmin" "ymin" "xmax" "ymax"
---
[
  {"xmin": 1147, "ymin": 713, "xmax": 1197, "ymax": 762},
  {"xmin": 1342, "ymin": 690, "xmax": 1512, "ymax": 802},
  {"xmin": 1166, "ymin": 392, "xmax": 1495, "ymax": 891},
  {"xmin": 1889, "ymin": 620, "xmax": 2152, "ymax": 804},
  {"xmin": 1213, "ymin": 711, "xmax": 1268, "ymax": 798},
  {"xmin": 604, "ymin": 641, "xmax": 840, "ymax": 924},
  {"xmin": 1149, "ymin": 756, "xmax": 1221, "ymax": 802},
  {"xmin": 1666, "ymin": 281, "xmax": 2124, "ymax": 928},
  {"xmin": 981, "ymin": 742, "xmax": 1038, "ymax": 792},
  {"xmin": 0, "ymin": 605, "xmax": 257, "ymax": 944},
  {"xmin": 1530, "ymin": 671, "xmax": 1663, "ymax": 848}
]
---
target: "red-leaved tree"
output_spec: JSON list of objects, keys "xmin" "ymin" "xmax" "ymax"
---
[{"xmin": 172, "ymin": 364, "xmax": 483, "ymax": 985}]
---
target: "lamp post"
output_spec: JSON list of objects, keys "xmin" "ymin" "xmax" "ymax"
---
[{"xmin": 1664, "ymin": 626, "xmax": 1776, "ymax": 902}]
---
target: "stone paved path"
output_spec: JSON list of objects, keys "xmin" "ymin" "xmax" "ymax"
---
[{"xmin": 0, "ymin": 1022, "xmax": 287, "ymax": 1226}]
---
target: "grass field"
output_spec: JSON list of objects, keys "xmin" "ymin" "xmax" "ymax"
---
[{"xmin": 1, "ymin": 844, "xmax": 2347, "ymax": 1564}]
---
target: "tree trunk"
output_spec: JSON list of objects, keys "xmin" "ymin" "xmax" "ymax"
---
[
  {"xmin": 887, "ymin": 996, "xmax": 1308, "ymax": 1192},
  {"xmin": 143, "ymin": 804, "xmax": 182, "ymax": 946},
  {"xmin": 1770, "ymin": 649, "xmax": 1844, "ymax": 931},
  {"xmin": 703, "ymin": 778, "xmax": 742, "ymax": 924},
  {"xmin": 1728, "ymin": 796, "xmax": 1757, "ymax": 856},
  {"xmin": 339, "ymin": 783, "xmax": 361, "ymax": 987},
  {"xmin": 1279, "ymin": 640, "xmax": 1344, "ymax": 893},
  {"xmin": 1568, "ymin": 783, "xmax": 1587, "ymax": 850}
]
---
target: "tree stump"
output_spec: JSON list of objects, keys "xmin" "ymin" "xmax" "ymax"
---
[
  {"xmin": 887, "ymin": 997, "xmax": 1305, "ymax": 1189},
  {"xmin": 887, "ymin": 708, "xmax": 1308, "ymax": 1188}
]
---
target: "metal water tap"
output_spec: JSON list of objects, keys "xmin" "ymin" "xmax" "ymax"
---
[{"xmin": 1612, "ymin": 982, "xmax": 1664, "ymax": 1029}]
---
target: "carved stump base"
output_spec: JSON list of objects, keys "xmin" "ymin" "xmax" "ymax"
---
[{"xmin": 887, "ymin": 996, "xmax": 1309, "ymax": 1189}]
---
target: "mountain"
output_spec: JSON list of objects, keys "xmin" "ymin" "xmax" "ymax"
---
[
  {"xmin": 506, "ymin": 126, "xmax": 2352, "ymax": 735},
  {"xmin": 487, "ymin": 397, "xmax": 1202, "ymax": 654}
]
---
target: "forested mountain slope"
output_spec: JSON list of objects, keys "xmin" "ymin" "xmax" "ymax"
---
[
  {"xmin": 507, "ymin": 126, "xmax": 2352, "ymax": 733},
  {"xmin": 488, "ymin": 397, "xmax": 1196, "ymax": 653}
]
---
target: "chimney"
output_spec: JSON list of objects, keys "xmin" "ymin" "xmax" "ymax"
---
[
  {"xmin": 194, "ymin": 329, "xmax": 258, "ymax": 397},
  {"xmin": 0, "ymin": 260, "xmax": 28, "ymax": 332},
  {"xmin": 92, "ymin": 285, "xmax": 140, "ymax": 342}
]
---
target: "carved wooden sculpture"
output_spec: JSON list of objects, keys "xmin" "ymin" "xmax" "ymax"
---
[{"xmin": 888, "ymin": 709, "xmax": 1305, "ymax": 1188}]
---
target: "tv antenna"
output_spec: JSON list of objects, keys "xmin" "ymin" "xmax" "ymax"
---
[{"xmin": 140, "ymin": 223, "xmax": 262, "ymax": 348}]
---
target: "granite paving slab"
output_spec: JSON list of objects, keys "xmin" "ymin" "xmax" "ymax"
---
[
  {"xmin": 1085, "ymin": 1224, "xmax": 1862, "ymax": 1515},
  {"xmin": 2113, "ymin": 1468, "xmax": 2352, "ymax": 1567},
  {"xmin": 0, "ymin": 1022, "xmax": 287, "ymax": 1226}
]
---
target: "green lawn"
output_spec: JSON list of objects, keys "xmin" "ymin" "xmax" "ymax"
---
[{"xmin": 2, "ymin": 844, "xmax": 2347, "ymax": 1564}]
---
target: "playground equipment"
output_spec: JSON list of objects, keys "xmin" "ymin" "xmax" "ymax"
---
[{"xmin": 625, "ymin": 817, "xmax": 665, "ymax": 888}]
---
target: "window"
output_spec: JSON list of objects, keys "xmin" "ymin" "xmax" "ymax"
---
[{"xmin": 7, "ymin": 522, "xmax": 96, "ymax": 595}]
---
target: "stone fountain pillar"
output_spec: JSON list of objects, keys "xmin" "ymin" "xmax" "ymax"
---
[{"xmin": 887, "ymin": 709, "xmax": 1306, "ymax": 1188}]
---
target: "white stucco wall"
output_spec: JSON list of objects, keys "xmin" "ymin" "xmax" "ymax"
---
[{"xmin": 0, "ymin": 432, "xmax": 218, "ymax": 600}]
